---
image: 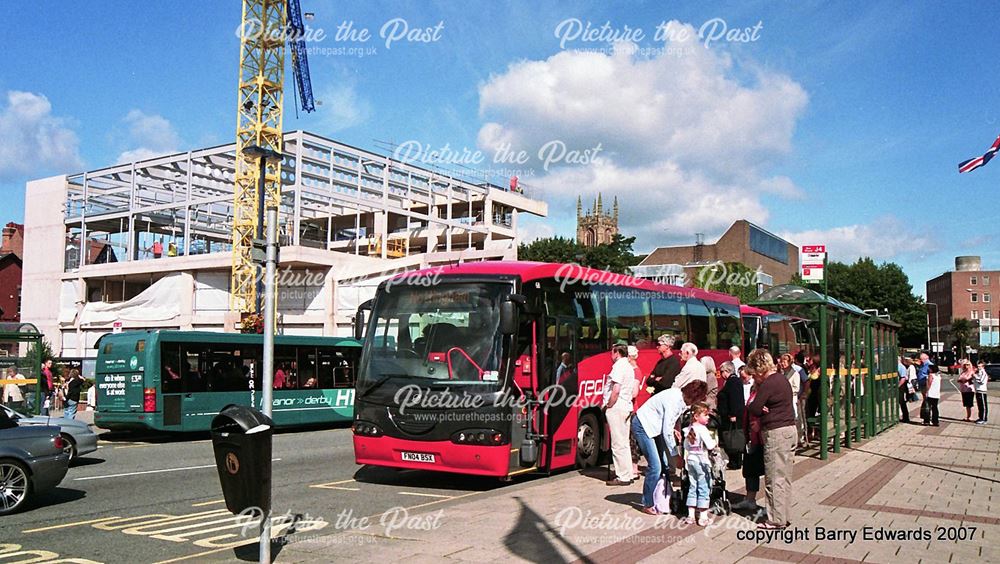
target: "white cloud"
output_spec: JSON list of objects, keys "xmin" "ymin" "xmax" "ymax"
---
[
  {"xmin": 476, "ymin": 26, "xmax": 808, "ymax": 247},
  {"xmin": 780, "ymin": 217, "xmax": 937, "ymax": 263},
  {"xmin": 318, "ymin": 81, "xmax": 371, "ymax": 133},
  {"xmin": 0, "ymin": 90, "xmax": 82, "ymax": 179},
  {"xmin": 115, "ymin": 109, "xmax": 181, "ymax": 164},
  {"xmin": 515, "ymin": 218, "xmax": 556, "ymax": 245}
]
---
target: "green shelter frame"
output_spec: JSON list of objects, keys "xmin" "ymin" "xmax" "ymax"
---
[
  {"xmin": 0, "ymin": 322, "xmax": 44, "ymax": 416},
  {"xmin": 753, "ymin": 285, "xmax": 901, "ymax": 460}
]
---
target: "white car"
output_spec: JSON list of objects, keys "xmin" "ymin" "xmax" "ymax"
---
[{"xmin": 1, "ymin": 405, "xmax": 98, "ymax": 462}]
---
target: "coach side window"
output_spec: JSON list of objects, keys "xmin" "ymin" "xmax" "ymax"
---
[
  {"xmin": 606, "ymin": 293, "xmax": 651, "ymax": 346},
  {"xmin": 652, "ymin": 297, "xmax": 687, "ymax": 343},
  {"xmin": 687, "ymin": 301, "xmax": 714, "ymax": 350}
]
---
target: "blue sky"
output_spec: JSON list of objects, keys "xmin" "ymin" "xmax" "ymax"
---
[{"xmin": 2, "ymin": 1, "xmax": 998, "ymax": 298}]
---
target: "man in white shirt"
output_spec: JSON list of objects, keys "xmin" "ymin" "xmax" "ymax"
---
[
  {"xmin": 672, "ymin": 342, "xmax": 707, "ymax": 391},
  {"xmin": 730, "ymin": 346, "xmax": 745, "ymax": 372},
  {"xmin": 604, "ymin": 344, "xmax": 637, "ymax": 486}
]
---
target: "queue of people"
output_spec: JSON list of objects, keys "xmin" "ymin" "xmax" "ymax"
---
[
  {"xmin": 602, "ymin": 337, "xmax": 799, "ymax": 530},
  {"xmin": 1, "ymin": 360, "xmax": 92, "ymax": 419}
]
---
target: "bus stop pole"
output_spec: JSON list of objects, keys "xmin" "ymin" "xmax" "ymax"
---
[{"xmin": 260, "ymin": 204, "xmax": 278, "ymax": 563}]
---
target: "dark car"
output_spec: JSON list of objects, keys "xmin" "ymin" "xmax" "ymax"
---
[
  {"xmin": 0, "ymin": 408, "xmax": 70, "ymax": 515},
  {"xmin": 985, "ymin": 364, "xmax": 1000, "ymax": 382}
]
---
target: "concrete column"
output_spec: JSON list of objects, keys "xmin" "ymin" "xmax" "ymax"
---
[{"xmin": 22, "ymin": 176, "xmax": 70, "ymax": 355}]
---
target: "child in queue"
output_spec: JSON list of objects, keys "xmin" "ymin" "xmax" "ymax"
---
[{"xmin": 682, "ymin": 402, "xmax": 717, "ymax": 526}]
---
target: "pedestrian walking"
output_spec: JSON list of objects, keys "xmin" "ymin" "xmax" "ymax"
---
[
  {"xmin": 701, "ymin": 356, "xmax": 719, "ymax": 411},
  {"xmin": 975, "ymin": 361, "xmax": 989, "ymax": 424},
  {"xmin": 63, "ymin": 368, "xmax": 84, "ymax": 420},
  {"xmin": 923, "ymin": 364, "xmax": 941, "ymax": 426},
  {"xmin": 778, "ymin": 354, "xmax": 801, "ymax": 446},
  {"xmin": 746, "ymin": 349, "xmax": 797, "ymax": 530}
]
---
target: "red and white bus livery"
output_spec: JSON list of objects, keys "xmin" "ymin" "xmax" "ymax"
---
[{"xmin": 352, "ymin": 261, "xmax": 742, "ymax": 478}]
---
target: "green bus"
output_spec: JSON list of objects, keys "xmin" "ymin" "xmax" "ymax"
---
[{"xmin": 95, "ymin": 330, "xmax": 361, "ymax": 432}]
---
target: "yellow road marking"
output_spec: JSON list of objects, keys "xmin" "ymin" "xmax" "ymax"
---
[
  {"xmin": 399, "ymin": 490, "xmax": 481, "ymax": 512},
  {"xmin": 152, "ymin": 546, "xmax": 231, "ymax": 564},
  {"xmin": 323, "ymin": 486, "xmax": 361, "ymax": 491},
  {"xmin": 115, "ymin": 443, "xmax": 155, "ymax": 449},
  {"xmin": 309, "ymin": 478, "xmax": 357, "ymax": 488},
  {"xmin": 191, "ymin": 499, "xmax": 226, "ymax": 507},
  {"xmin": 23, "ymin": 516, "xmax": 121, "ymax": 533},
  {"xmin": 398, "ymin": 491, "xmax": 452, "ymax": 498}
]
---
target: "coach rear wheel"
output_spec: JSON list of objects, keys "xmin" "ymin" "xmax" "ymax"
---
[{"xmin": 576, "ymin": 412, "xmax": 600, "ymax": 468}]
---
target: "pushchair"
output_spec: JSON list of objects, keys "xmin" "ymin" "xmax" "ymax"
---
[{"xmin": 669, "ymin": 410, "xmax": 732, "ymax": 516}]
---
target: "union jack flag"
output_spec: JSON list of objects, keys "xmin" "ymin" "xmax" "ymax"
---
[{"xmin": 958, "ymin": 134, "xmax": 1000, "ymax": 173}]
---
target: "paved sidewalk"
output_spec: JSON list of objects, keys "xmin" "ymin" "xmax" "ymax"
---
[{"xmin": 271, "ymin": 392, "xmax": 996, "ymax": 563}]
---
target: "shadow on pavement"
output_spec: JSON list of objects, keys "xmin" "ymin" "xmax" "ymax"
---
[
  {"xmin": 232, "ymin": 539, "xmax": 285, "ymax": 562},
  {"xmin": 70, "ymin": 456, "xmax": 105, "ymax": 467},
  {"xmin": 353, "ymin": 464, "xmax": 538, "ymax": 492},
  {"xmin": 503, "ymin": 496, "xmax": 594, "ymax": 564},
  {"xmin": 33, "ymin": 487, "xmax": 87, "ymax": 511}
]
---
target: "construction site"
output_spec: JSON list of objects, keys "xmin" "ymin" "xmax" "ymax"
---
[{"xmin": 22, "ymin": 130, "xmax": 545, "ymax": 357}]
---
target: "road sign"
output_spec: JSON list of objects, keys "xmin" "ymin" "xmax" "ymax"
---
[
  {"xmin": 802, "ymin": 264, "xmax": 824, "ymax": 282},
  {"xmin": 932, "ymin": 341, "xmax": 944, "ymax": 353},
  {"xmin": 113, "ymin": 321, "xmax": 123, "ymax": 334},
  {"xmin": 801, "ymin": 244, "xmax": 826, "ymax": 282}
]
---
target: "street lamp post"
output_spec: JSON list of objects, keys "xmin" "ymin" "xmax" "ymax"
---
[
  {"xmin": 240, "ymin": 144, "xmax": 283, "ymax": 564},
  {"xmin": 926, "ymin": 302, "xmax": 939, "ymax": 351}
]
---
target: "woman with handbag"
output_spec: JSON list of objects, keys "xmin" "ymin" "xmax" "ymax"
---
[{"xmin": 716, "ymin": 361, "xmax": 747, "ymax": 469}]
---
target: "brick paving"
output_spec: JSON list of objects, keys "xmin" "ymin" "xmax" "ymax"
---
[{"xmin": 275, "ymin": 391, "xmax": 997, "ymax": 563}]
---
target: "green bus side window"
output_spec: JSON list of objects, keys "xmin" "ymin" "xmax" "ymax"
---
[
  {"xmin": 136, "ymin": 340, "xmax": 146, "ymax": 352},
  {"xmin": 103, "ymin": 343, "xmax": 113, "ymax": 354}
]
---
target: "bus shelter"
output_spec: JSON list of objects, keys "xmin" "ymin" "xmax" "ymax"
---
[
  {"xmin": 0, "ymin": 323, "xmax": 44, "ymax": 415},
  {"xmin": 753, "ymin": 285, "xmax": 901, "ymax": 459}
]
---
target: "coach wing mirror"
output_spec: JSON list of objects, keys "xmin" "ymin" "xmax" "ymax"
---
[
  {"xmin": 355, "ymin": 299, "xmax": 373, "ymax": 341},
  {"xmin": 500, "ymin": 298, "xmax": 519, "ymax": 335}
]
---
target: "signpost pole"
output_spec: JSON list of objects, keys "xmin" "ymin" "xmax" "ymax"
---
[{"xmin": 260, "ymin": 204, "xmax": 277, "ymax": 564}]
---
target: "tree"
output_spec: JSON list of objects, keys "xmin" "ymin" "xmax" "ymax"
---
[
  {"xmin": 691, "ymin": 261, "xmax": 761, "ymax": 304},
  {"xmin": 518, "ymin": 234, "xmax": 639, "ymax": 274},
  {"xmin": 951, "ymin": 318, "xmax": 975, "ymax": 359},
  {"xmin": 26, "ymin": 337, "xmax": 54, "ymax": 373}
]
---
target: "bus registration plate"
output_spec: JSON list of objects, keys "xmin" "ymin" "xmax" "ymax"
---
[{"xmin": 401, "ymin": 451, "xmax": 436, "ymax": 463}]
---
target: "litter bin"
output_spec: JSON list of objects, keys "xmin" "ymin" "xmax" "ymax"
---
[{"xmin": 211, "ymin": 404, "xmax": 273, "ymax": 515}]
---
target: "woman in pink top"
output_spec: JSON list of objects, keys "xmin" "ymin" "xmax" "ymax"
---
[{"xmin": 957, "ymin": 359, "xmax": 976, "ymax": 422}]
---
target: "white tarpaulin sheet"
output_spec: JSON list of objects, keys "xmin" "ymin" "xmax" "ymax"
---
[
  {"xmin": 79, "ymin": 274, "xmax": 183, "ymax": 326},
  {"xmin": 58, "ymin": 280, "xmax": 81, "ymax": 325}
]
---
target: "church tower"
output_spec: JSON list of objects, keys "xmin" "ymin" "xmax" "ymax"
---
[{"xmin": 576, "ymin": 194, "xmax": 619, "ymax": 247}]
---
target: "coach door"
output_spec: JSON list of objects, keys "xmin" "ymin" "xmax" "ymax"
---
[{"xmin": 543, "ymin": 316, "xmax": 579, "ymax": 470}]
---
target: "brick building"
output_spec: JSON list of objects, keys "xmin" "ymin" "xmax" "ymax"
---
[
  {"xmin": 925, "ymin": 256, "xmax": 1000, "ymax": 349},
  {"xmin": 632, "ymin": 220, "xmax": 799, "ymax": 288},
  {"xmin": 0, "ymin": 222, "xmax": 24, "ymax": 321}
]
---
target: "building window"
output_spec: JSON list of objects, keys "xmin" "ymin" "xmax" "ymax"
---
[
  {"xmin": 748, "ymin": 225, "xmax": 789, "ymax": 265},
  {"xmin": 985, "ymin": 275, "xmax": 991, "ymax": 286},
  {"xmin": 985, "ymin": 293, "xmax": 992, "ymax": 303},
  {"xmin": 971, "ymin": 292, "xmax": 978, "ymax": 302},
  {"xmin": 972, "ymin": 310, "xmax": 979, "ymax": 320},
  {"xmin": 971, "ymin": 276, "xmax": 978, "ymax": 285},
  {"xmin": 984, "ymin": 310, "xmax": 991, "ymax": 319}
]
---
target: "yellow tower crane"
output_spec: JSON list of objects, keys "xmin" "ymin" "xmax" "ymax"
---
[{"xmin": 231, "ymin": 0, "xmax": 314, "ymax": 316}]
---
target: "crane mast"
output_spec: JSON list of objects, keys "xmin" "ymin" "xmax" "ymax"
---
[{"xmin": 231, "ymin": 0, "xmax": 313, "ymax": 316}]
